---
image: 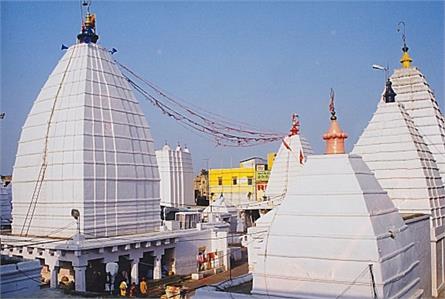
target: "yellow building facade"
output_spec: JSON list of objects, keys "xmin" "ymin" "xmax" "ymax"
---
[
  {"xmin": 209, "ymin": 167, "xmax": 256, "ymax": 205},
  {"xmin": 208, "ymin": 155, "xmax": 275, "ymax": 205}
]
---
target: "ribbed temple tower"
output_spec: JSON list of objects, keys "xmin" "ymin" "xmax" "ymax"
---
[
  {"xmin": 12, "ymin": 9, "xmax": 161, "ymax": 238},
  {"xmin": 353, "ymin": 42, "xmax": 445, "ymax": 297},
  {"xmin": 391, "ymin": 43, "xmax": 445, "ymax": 185},
  {"xmin": 251, "ymin": 104, "xmax": 422, "ymax": 298},
  {"xmin": 265, "ymin": 114, "xmax": 313, "ymax": 201}
]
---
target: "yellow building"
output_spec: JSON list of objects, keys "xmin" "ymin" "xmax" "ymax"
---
[
  {"xmin": 209, "ymin": 167, "xmax": 255, "ymax": 205},
  {"xmin": 267, "ymin": 152, "xmax": 277, "ymax": 170},
  {"xmin": 208, "ymin": 156, "xmax": 273, "ymax": 205}
]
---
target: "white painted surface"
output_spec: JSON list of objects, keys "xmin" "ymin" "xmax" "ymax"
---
[
  {"xmin": 265, "ymin": 134, "xmax": 313, "ymax": 201},
  {"xmin": 12, "ymin": 43, "xmax": 161, "ymax": 238},
  {"xmin": 250, "ymin": 154, "xmax": 421, "ymax": 298},
  {"xmin": 390, "ymin": 67, "xmax": 445, "ymax": 185},
  {"xmin": 353, "ymin": 101, "xmax": 445, "ymax": 223},
  {"xmin": 404, "ymin": 214, "xmax": 432, "ymax": 297},
  {"xmin": 352, "ymin": 98, "xmax": 445, "ymax": 296},
  {"xmin": 175, "ymin": 228, "xmax": 229, "ymax": 275},
  {"xmin": 156, "ymin": 144, "xmax": 194, "ymax": 207}
]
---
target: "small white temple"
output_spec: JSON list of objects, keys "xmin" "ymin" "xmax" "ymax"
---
[
  {"xmin": 155, "ymin": 143, "xmax": 194, "ymax": 208},
  {"xmin": 265, "ymin": 114, "xmax": 313, "ymax": 202},
  {"xmin": 353, "ymin": 43, "xmax": 445, "ymax": 297},
  {"xmin": 247, "ymin": 101, "xmax": 423, "ymax": 299}
]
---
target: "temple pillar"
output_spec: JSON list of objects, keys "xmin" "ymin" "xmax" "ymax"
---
[
  {"xmin": 49, "ymin": 265, "xmax": 59, "ymax": 288},
  {"xmin": 131, "ymin": 261, "xmax": 139, "ymax": 285},
  {"xmin": 74, "ymin": 265, "xmax": 87, "ymax": 292},
  {"xmin": 153, "ymin": 255, "xmax": 162, "ymax": 280}
]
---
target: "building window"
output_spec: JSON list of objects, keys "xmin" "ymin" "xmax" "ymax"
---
[
  {"xmin": 247, "ymin": 177, "xmax": 253, "ymax": 185},
  {"xmin": 218, "ymin": 177, "xmax": 223, "ymax": 186},
  {"xmin": 232, "ymin": 177, "xmax": 238, "ymax": 185}
]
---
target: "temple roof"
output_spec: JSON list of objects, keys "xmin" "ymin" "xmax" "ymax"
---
[
  {"xmin": 12, "ymin": 41, "xmax": 161, "ymax": 238},
  {"xmin": 252, "ymin": 154, "xmax": 421, "ymax": 298},
  {"xmin": 352, "ymin": 101, "xmax": 445, "ymax": 229},
  {"xmin": 389, "ymin": 67, "xmax": 445, "ymax": 185},
  {"xmin": 265, "ymin": 116, "xmax": 313, "ymax": 201}
]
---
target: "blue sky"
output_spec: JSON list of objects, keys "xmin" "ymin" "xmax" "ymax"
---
[{"xmin": 1, "ymin": 1, "xmax": 444, "ymax": 174}]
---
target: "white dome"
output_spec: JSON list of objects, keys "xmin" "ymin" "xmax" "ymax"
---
[{"xmin": 12, "ymin": 43, "xmax": 161, "ymax": 238}]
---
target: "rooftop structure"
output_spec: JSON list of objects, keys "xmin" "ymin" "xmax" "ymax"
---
[
  {"xmin": 155, "ymin": 143, "xmax": 194, "ymax": 208},
  {"xmin": 248, "ymin": 103, "xmax": 423, "ymax": 298},
  {"xmin": 352, "ymin": 43, "xmax": 445, "ymax": 296},
  {"xmin": 264, "ymin": 114, "xmax": 313, "ymax": 202},
  {"xmin": 389, "ymin": 51, "xmax": 445, "ymax": 185}
]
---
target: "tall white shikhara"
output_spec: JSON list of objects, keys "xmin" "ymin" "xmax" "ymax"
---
[
  {"xmin": 12, "ymin": 43, "xmax": 161, "ymax": 238},
  {"xmin": 353, "ymin": 50, "xmax": 445, "ymax": 297}
]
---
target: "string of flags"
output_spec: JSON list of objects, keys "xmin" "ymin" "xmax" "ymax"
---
[{"xmin": 117, "ymin": 61, "xmax": 286, "ymax": 147}]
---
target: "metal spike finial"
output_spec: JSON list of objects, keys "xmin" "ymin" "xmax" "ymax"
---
[
  {"xmin": 329, "ymin": 88, "xmax": 336, "ymax": 120},
  {"xmin": 397, "ymin": 21, "xmax": 413, "ymax": 68},
  {"xmin": 397, "ymin": 21, "xmax": 408, "ymax": 52}
]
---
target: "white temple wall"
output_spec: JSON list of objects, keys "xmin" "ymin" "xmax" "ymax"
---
[
  {"xmin": 168, "ymin": 228, "xmax": 228, "ymax": 275},
  {"xmin": 432, "ymin": 236, "xmax": 445, "ymax": 297},
  {"xmin": 156, "ymin": 147, "xmax": 194, "ymax": 208},
  {"xmin": 404, "ymin": 214, "xmax": 432, "ymax": 297}
]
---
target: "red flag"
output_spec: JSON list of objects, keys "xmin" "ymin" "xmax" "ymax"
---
[{"xmin": 299, "ymin": 149, "xmax": 304, "ymax": 165}]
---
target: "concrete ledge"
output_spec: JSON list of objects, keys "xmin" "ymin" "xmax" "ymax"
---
[{"xmin": 192, "ymin": 267, "xmax": 225, "ymax": 280}]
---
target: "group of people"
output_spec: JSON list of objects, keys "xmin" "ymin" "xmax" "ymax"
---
[{"xmin": 119, "ymin": 276, "xmax": 149, "ymax": 297}]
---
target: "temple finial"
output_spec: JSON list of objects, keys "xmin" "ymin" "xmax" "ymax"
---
[
  {"xmin": 323, "ymin": 89, "xmax": 347, "ymax": 154},
  {"xmin": 328, "ymin": 88, "xmax": 336, "ymax": 120},
  {"xmin": 383, "ymin": 78, "xmax": 397, "ymax": 103},
  {"xmin": 289, "ymin": 113, "xmax": 300, "ymax": 136},
  {"xmin": 397, "ymin": 21, "xmax": 412, "ymax": 68},
  {"xmin": 77, "ymin": 1, "xmax": 99, "ymax": 44}
]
